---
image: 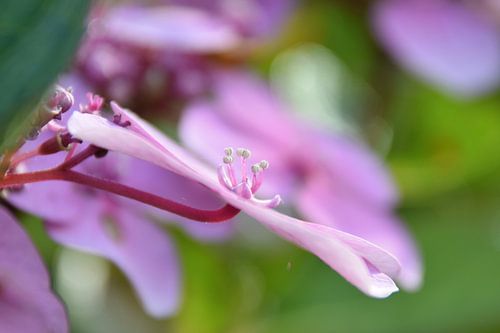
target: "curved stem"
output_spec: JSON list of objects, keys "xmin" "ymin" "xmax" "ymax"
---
[
  {"xmin": 1, "ymin": 169, "xmax": 240, "ymax": 223},
  {"xmin": 57, "ymin": 145, "xmax": 99, "ymax": 170}
]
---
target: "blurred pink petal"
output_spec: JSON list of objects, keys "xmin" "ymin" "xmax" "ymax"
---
[
  {"xmin": 0, "ymin": 206, "xmax": 68, "ymax": 333},
  {"xmin": 121, "ymin": 155, "xmax": 234, "ymax": 241},
  {"xmin": 102, "ymin": 5, "xmax": 240, "ymax": 52},
  {"xmin": 67, "ymin": 104, "xmax": 401, "ymax": 298},
  {"xmin": 47, "ymin": 208, "xmax": 180, "ymax": 317},
  {"xmin": 179, "ymin": 101, "xmax": 297, "ymax": 198},
  {"xmin": 373, "ymin": 0, "xmax": 500, "ymax": 96},
  {"xmin": 165, "ymin": 0, "xmax": 294, "ymax": 38},
  {"xmin": 313, "ymin": 132, "xmax": 398, "ymax": 208}
]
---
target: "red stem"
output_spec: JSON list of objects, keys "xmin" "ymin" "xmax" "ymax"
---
[
  {"xmin": 57, "ymin": 146, "xmax": 99, "ymax": 170},
  {"xmin": 1, "ymin": 169, "xmax": 240, "ymax": 223}
]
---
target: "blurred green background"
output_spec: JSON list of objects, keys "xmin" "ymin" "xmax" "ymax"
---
[{"xmin": 10, "ymin": 0, "xmax": 500, "ymax": 332}]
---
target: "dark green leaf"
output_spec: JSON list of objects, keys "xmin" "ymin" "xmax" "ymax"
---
[{"xmin": 0, "ymin": 0, "xmax": 89, "ymax": 149}]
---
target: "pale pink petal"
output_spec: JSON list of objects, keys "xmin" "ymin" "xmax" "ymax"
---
[
  {"xmin": 313, "ymin": 132, "xmax": 398, "ymax": 208},
  {"xmin": 102, "ymin": 5, "xmax": 240, "ymax": 52},
  {"xmin": 297, "ymin": 175, "xmax": 422, "ymax": 290},
  {"xmin": 46, "ymin": 208, "xmax": 181, "ymax": 317},
  {"xmin": 234, "ymin": 200, "xmax": 400, "ymax": 298},
  {"xmin": 0, "ymin": 206, "xmax": 68, "ymax": 333},
  {"xmin": 211, "ymin": 70, "xmax": 301, "ymax": 148},
  {"xmin": 67, "ymin": 108, "xmax": 401, "ymax": 297},
  {"xmin": 373, "ymin": 0, "xmax": 500, "ymax": 96},
  {"xmin": 68, "ymin": 110, "xmax": 214, "ymax": 186}
]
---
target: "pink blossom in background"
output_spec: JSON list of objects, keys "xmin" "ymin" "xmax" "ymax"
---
[
  {"xmin": 372, "ymin": 0, "xmax": 500, "ymax": 97},
  {"xmin": 65, "ymin": 101, "xmax": 403, "ymax": 298},
  {"xmin": 0, "ymin": 206, "xmax": 68, "ymax": 333},
  {"xmin": 6, "ymin": 75, "xmax": 231, "ymax": 318},
  {"xmin": 164, "ymin": 0, "xmax": 294, "ymax": 38},
  {"xmin": 179, "ymin": 70, "xmax": 422, "ymax": 290},
  {"xmin": 77, "ymin": 0, "xmax": 292, "ymax": 111}
]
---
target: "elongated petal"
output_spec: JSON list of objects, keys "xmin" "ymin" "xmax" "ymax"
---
[
  {"xmin": 68, "ymin": 107, "xmax": 401, "ymax": 297},
  {"xmin": 102, "ymin": 5, "xmax": 240, "ymax": 52},
  {"xmin": 233, "ymin": 200, "xmax": 400, "ymax": 297},
  {"xmin": 373, "ymin": 0, "xmax": 500, "ymax": 96},
  {"xmin": 46, "ymin": 208, "xmax": 181, "ymax": 317},
  {"xmin": 297, "ymin": 175, "xmax": 422, "ymax": 290},
  {"xmin": 0, "ymin": 206, "xmax": 68, "ymax": 333}
]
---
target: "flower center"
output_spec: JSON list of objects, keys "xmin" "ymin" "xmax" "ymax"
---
[{"xmin": 217, "ymin": 147, "xmax": 281, "ymax": 208}]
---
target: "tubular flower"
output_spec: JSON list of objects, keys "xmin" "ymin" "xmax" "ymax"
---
[{"xmin": 65, "ymin": 101, "xmax": 402, "ymax": 298}]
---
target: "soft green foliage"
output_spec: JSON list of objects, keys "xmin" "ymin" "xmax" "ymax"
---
[{"xmin": 0, "ymin": 0, "xmax": 89, "ymax": 149}]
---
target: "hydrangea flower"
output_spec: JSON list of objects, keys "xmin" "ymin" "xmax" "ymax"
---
[
  {"xmin": 63, "ymin": 101, "xmax": 403, "ymax": 298},
  {"xmin": 0, "ymin": 206, "xmax": 67, "ymax": 333},
  {"xmin": 373, "ymin": 0, "xmax": 500, "ymax": 97},
  {"xmin": 6, "ymin": 76, "xmax": 231, "ymax": 317},
  {"xmin": 179, "ymin": 70, "xmax": 422, "ymax": 290}
]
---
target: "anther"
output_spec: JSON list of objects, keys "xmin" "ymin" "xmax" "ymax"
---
[
  {"xmin": 223, "ymin": 155, "xmax": 233, "ymax": 164},
  {"xmin": 236, "ymin": 148, "xmax": 251, "ymax": 159},
  {"xmin": 251, "ymin": 164, "xmax": 261, "ymax": 174},
  {"xmin": 224, "ymin": 147, "xmax": 233, "ymax": 156},
  {"xmin": 259, "ymin": 160, "xmax": 269, "ymax": 169}
]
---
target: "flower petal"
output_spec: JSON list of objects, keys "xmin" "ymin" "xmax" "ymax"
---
[
  {"xmin": 373, "ymin": 0, "xmax": 500, "ymax": 96},
  {"xmin": 102, "ymin": 5, "xmax": 240, "ymax": 52},
  {"xmin": 297, "ymin": 175, "xmax": 422, "ymax": 290},
  {"xmin": 0, "ymin": 206, "xmax": 68, "ymax": 333},
  {"xmin": 46, "ymin": 208, "xmax": 181, "ymax": 317},
  {"xmin": 68, "ymin": 107, "xmax": 401, "ymax": 297},
  {"xmin": 313, "ymin": 132, "xmax": 398, "ymax": 208},
  {"xmin": 236, "ymin": 201, "xmax": 400, "ymax": 298}
]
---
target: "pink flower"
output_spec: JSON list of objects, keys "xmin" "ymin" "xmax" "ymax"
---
[
  {"xmin": 77, "ymin": 0, "xmax": 293, "ymax": 110},
  {"xmin": 66, "ymin": 101, "xmax": 402, "ymax": 298},
  {"xmin": 373, "ymin": 0, "xmax": 500, "ymax": 97},
  {"xmin": 6, "ymin": 75, "xmax": 231, "ymax": 317},
  {"xmin": 179, "ymin": 70, "xmax": 422, "ymax": 290},
  {"xmin": 164, "ymin": 0, "xmax": 294, "ymax": 38},
  {"xmin": 0, "ymin": 206, "xmax": 67, "ymax": 333}
]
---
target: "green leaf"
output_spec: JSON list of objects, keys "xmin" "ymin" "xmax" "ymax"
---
[
  {"xmin": 0, "ymin": 0, "xmax": 89, "ymax": 149},
  {"xmin": 387, "ymin": 76, "xmax": 500, "ymax": 204}
]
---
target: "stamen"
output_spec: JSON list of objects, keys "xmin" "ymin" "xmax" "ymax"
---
[
  {"xmin": 217, "ymin": 148, "xmax": 281, "ymax": 209},
  {"xmin": 112, "ymin": 114, "xmax": 132, "ymax": 128},
  {"xmin": 217, "ymin": 165, "xmax": 234, "ymax": 189},
  {"xmin": 80, "ymin": 93, "xmax": 104, "ymax": 114}
]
